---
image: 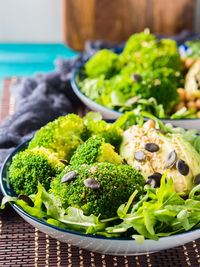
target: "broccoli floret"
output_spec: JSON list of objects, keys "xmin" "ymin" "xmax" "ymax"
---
[
  {"xmin": 50, "ymin": 162, "xmax": 145, "ymax": 218},
  {"xmin": 28, "ymin": 114, "xmax": 87, "ymax": 160},
  {"xmin": 148, "ymin": 39, "xmax": 182, "ymax": 70},
  {"xmin": 132, "ymin": 71, "xmax": 179, "ymax": 112},
  {"xmin": 85, "ymin": 49, "xmax": 121, "ymax": 79},
  {"xmin": 121, "ymin": 33, "xmax": 181, "ymax": 71},
  {"xmin": 70, "ymin": 136, "xmax": 123, "ymax": 166},
  {"xmin": 9, "ymin": 147, "xmax": 65, "ymax": 195},
  {"xmin": 84, "ymin": 118, "xmax": 122, "ymax": 148},
  {"xmin": 109, "ymin": 70, "xmax": 179, "ymax": 113},
  {"xmin": 121, "ymin": 32, "xmax": 156, "ymax": 62}
]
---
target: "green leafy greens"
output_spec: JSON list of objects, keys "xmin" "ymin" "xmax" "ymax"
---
[
  {"xmin": 2, "ymin": 176, "xmax": 200, "ymax": 243},
  {"xmin": 1, "ymin": 183, "xmax": 106, "ymax": 235},
  {"xmin": 106, "ymin": 173, "xmax": 200, "ymax": 242}
]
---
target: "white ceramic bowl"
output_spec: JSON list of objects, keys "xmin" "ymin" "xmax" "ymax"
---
[
  {"xmin": 1, "ymin": 139, "xmax": 200, "ymax": 256},
  {"xmin": 71, "ymin": 65, "xmax": 200, "ymax": 130}
]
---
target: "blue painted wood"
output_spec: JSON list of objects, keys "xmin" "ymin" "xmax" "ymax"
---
[{"xmin": 0, "ymin": 44, "xmax": 78, "ymax": 102}]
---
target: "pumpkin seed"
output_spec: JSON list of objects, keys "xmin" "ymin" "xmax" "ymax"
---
[
  {"xmin": 144, "ymin": 143, "xmax": 159, "ymax": 152},
  {"xmin": 131, "ymin": 73, "xmax": 142, "ymax": 82},
  {"xmin": 134, "ymin": 150, "xmax": 146, "ymax": 162},
  {"xmin": 194, "ymin": 174, "xmax": 200, "ymax": 185},
  {"xmin": 59, "ymin": 159, "xmax": 69, "ymax": 165},
  {"xmin": 123, "ymin": 159, "xmax": 128, "ymax": 165},
  {"xmin": 61, "ymin": 171, "xmax": 77, "ymax": 183},
  {"xmin": 84, "ymin": 179, "xmax": 100, "ymax": 189},
  {"xmin": 147, "ymin": 172, "xmax": 162, "ymax": 188},
  {"xmin": 165, "ymin": 150, "xmax": 177, "ymax": 169},
  {"xmin": 176, "ymin": 159, "xmax": 189, "ymax": 176}
]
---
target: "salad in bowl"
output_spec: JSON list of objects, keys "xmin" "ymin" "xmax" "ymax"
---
[
  {"xmin": 71, "ymin": 30, "xmax": 200, "ymax": 129},
  {"xmin": 1, "ymin": 112, "xmax": 200, "ymax": 255}
]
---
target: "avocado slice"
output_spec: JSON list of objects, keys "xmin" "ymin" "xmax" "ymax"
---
[
  {"xmin": 120, "ymin": 124, "xmax": 200, "ymax": 193},
  {"xmin": 185, "ymin": 59, "xmax": 200, "ymax": 98}
]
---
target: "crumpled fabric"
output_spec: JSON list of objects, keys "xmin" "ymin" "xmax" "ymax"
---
[{"xmin": 0, "ymin": 32, "xmax": 200, "ymax": 166}]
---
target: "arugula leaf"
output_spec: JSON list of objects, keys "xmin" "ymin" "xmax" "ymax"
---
[
  {"xmin": 114, "ymin": 112, "xmax": 138, "ymax": 130},
  {"xmin": 17, "ymin": 199, "xmax": 47, "ymax": 219},
  {"xmin": 124, "ymin": 214, "xmax": 159, "ymax": 241},
  {"xmin": 171, "ymin": 107, "xmax": 196, "ymax": 119},
  {"xmin": 95, "ymin": 231, "xmax": 120, "ymax": 238},
  {"xmin": 193, "ymin": 136, "xmax": 200, "ymax": 154},
  {"xmin": 83, "ymin": 112, "xmax": 102, "ymax": 124},
  {"xmin": 132, "ymin": 235, "xmax": 145, "ymax": 244},
  {"xmin": 189, "ymin": 184, "xmax": 200, "ymax": 200},
  {"xmin": 36, "ymin": 182, "xmax": 65, "ymax": 219},
  {"xmin": 177, "ymin": 210, "xmax": 190, "ymax": 230},
  {"xmin": 46, "ymin": 218, "xmax": 67, "ymax": 229},
  {"xmin": 143, "ymin": 207, "xmax": 155, "ymax": 236},
  {"xmin": 1, "ymin": 195, "xmax": 17, "ymax": 209},
  {"xmin": 59, "ymin": 207, "xmax": 106, "ymax": 234},
  {"xmin": 157, "ymin": 175, "xmax": 185, "ymax": 206},
  {"xmin": 123, "ymin": 190, "xmax": 138, "ymax": 215},
  {"xmin": 131, "ymin": 194, "xmax": 149, "ymax": 213},
  {"xmin": 106, "ymin": 221, "xmax": 133, "ymax": 234},
  {"xmin": 110, "ymin": 91, "xmax": 126, "ymax": 106}
]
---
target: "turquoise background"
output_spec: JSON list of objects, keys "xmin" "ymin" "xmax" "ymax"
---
[{"xmin": 0, "ymin": 44, "xmax": 78, "ymax": 102}]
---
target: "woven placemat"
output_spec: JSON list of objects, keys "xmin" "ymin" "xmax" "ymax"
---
[{"xmin": 0, "ymin": 78, "xmax": 200, "ymax": 267}]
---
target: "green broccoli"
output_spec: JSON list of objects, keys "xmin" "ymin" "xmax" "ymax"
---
[
  {"xmin": 85, "ymin": 49, "xmax": 121, "ymax": 79},
  {"xmin": 70, "ymin": 136, "xmax": 123, "ymax": 166},
  {"xmin": 121, "ymin": 32, "xmax": 182, "ymax": 71},
  {"xmin": 28, "ymin": 114, "xmax": 87, "ymax": 160},
  {"xmin": 84, "ymin": 116, "xmax": 122, "ymax": 148},
  {"xmin": 131, "ymin": 71, "xmax": 179, "ymax": 112},
  {"xmin": 9, "ymin": 147, "xmax": 65, "ymax": 195},
  {"xmin": 121, "ymin": 31, "xmax": 156, "ymax": 62},
  {"xmin": 107, "ymin": 71, "xmax": 179, "ymax": 113},
  {"xmin": 50, "ymin": 162, "xmax": 145, "ymax": 218}
]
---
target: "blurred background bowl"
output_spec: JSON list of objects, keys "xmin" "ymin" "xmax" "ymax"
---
[{"xmin": 71, "ymin": 63, "xmax": 200, "ymax": 130}]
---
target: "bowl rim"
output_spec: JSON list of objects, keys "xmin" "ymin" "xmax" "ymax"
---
[
  {"xmin": 1, "ymin": 138, "xmax": 200, "ymax": 242},
  {"xmin": 71, "ymin": 61, "xmax": 200, "ymax": 122}
]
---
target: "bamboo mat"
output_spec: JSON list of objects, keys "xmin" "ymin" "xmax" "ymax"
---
[{"xmin": 0, "ymin": 78, "xmax": 200, "ymax": 267}]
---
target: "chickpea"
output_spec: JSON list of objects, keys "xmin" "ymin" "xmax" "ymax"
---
[
  {"xmin": 186, "ymin": 91, "xmax": 196, "ymax": 101},
  {"xmin": 197, "ymin": 111, "xmax": 200, "ymax": 119},
  {"xmin": 184, "ymin": 57, "xmax": 195, "ymax": 69},
  {"xmin": 187, "ymin": 101, "xmax": 197, "ymax": 110},
  {"xmin": 174, "ymin": 101, "xmax": 185, "ymax": 112},
  {"xmin": 196, "ymin": 98, "xmax": 200, "ymax": 109},
  {"xmin": 177, "ymin": 88, "xmax": 186, "ymax": 101}
]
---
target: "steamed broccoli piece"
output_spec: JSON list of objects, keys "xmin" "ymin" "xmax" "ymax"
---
[
  {"xmin": 84, "ymin": 116, "xmax": 122, "ymax": 148},
  {"xmin": 9, "ymin": 147, "xmax": 65, "ymax": 195},
  {"xmin": 121, "ymin": 33, "xmax": 181, "ymax": 71},
  {"xmin": 50, "ymin": 162, "xmax": 145, "ymax": 218},
  {"xmin": 121, "ymin": 31, "xmax": 156, "ymax": 62},
  {"xmin": 121, "ymin": 66, "xmax": 183, "ymax": 88},
  {"xmin": 28, "ymin": 114, "xmax": 87, "ymax": 160},
  {"xmin": 109, "ymin": 70, "xmax": 179, "ymax": 113},
  {"xmin": 132, "ymin": 71, "xmax": 179, "ymax": 112},
  {"xmin": 70, "ymin": 136, "xmax": 123, "ymax": 166},
  {"xmin": 85, "ymin": 49, "xmax": 121, "ymax": 79}
]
